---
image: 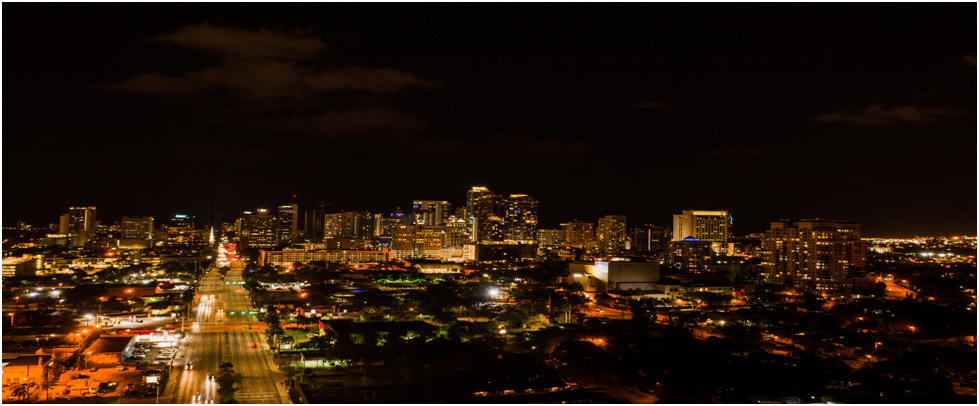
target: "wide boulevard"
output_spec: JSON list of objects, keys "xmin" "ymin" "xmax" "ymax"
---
[{"xmin": 168, "ymin": 267, "xmax": 289, "ymax": 404}]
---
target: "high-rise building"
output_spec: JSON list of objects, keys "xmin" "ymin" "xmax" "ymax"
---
[
  {"xmin": 412, "ymin": 200, "xmax": 452, "ymax": 225},
  {"xmin": 67, "ymin": 207, "xmax": 97, "ymax": 233},
  {"xmin": 339, "ymin": 211, "xmax": 374, "ymax": 238},
  {"xmin": 596, "ymin": 215, "xmax": 627, "ymax": 255},
  {"xmin": 374, "ymin": 211, "xmax": 405, "ymax": 238},
  {"xmin": 121, "ymin": 216, "xmax": 154, "ymax": 241},
  {"xmin": 443, "ymin": 219, "xmax": 470, "ymax": 247},
  {"xmin": 466, "ymin": 187, "xmax": 493, "ymax": 220},
  {"xmin": 472, "ymin": 194, "xmax": 506, "ymax": 242},
  {"xmin": 466, "ymin": 187, "xmax": 493, "ymax": 234},
  {"xmin": 537, "ymin": 229, "xmax": 562, "ymax": 246},
  {"xmin": 762, "ymin": 219, "xmax": 866, "ymax": 293},
  {"xmin": 561, "ymin": 221, "xmax": 595, "ymax": 248},
  {"xmin": 277, "ymin": 204, "xmax": 298, "ymax": 244},
  {"xmin": 668, "ymin": 239, "xmax": 714, "ymax": 273},
  {"xmin": 63, "ymin": 206, "xmax": 97, "ymax": 245},
  {"xmin": 504, "ymin": 194, "xmax": 538, "ymax": 242},
  {"xmin": 239, "ymin": 209, "xmax": 278, "ymax": 249},
  {"xmin": 672, "ymin": 210, "xmax": 730, "ymax": 243},
  {"xmin": 392, "ymin": 225, "xmax": 445, "ymax": 259},
  {"xmin": 630, "ymin": 225, "xmax": 671, "ymax": 252}
]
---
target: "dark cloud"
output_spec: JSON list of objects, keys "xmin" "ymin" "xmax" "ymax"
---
[
  {"xmin": 633, "ymin": 101, "xmax": 674, "ymax": 113},
  {"xmin": 963, "ymin": 55, "xmax": 977, "ymax": 66},
  {"xmin": 814, "ymin": 104, "xmax": 967, "ymax": 126},
  {"xmin": 97, "ymin": 23, "xmax": 438, "ymax": 133},
  {"xmin": 250, "ymin": 106, "xmax": 427, "ymax": 135},
  {"xmin": 149, "ymin": 23, "xmax": 327, "ymax": 60}
]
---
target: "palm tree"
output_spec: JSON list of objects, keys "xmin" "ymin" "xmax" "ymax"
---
[{"xmin": 11, "ymin": 383, "xmax": 29, "ymax": 401}]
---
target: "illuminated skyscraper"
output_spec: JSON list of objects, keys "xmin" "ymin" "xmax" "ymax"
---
[
  {"xmin": 392, "ymin": 225, "xmax": 445, "ymax": 259},
  {"xmin": 277, "ymin": 204, "xmax": 298, "ymax": 244},
  {"xmin": 762, "ymin": 219, "xmax": 866, "ymax": 293},
  {"xmin": 472, "ymin": 194, "xmax": 506, "ymax": 242},
  {"xmin": 466, "ymin": 187, "xmax": 493, "ymax": 235},
  {"xmin": 63, "ymin": 206, "xmax": 97, "ymax": 245},
  {"xmin": 121, "ymin": 216, "xmax": 154, "ymax": 241},
  {"xmin": 412, "ymin": 200, "xmax": 452, "ymax": 225},
  {"xmin": 504, "ymin": 194, "xmax": 538, "ymax": 242},
  {"xmin": 672, "ymin": 210, "xmax": 730, "ymax": 242},
  {"xmin": 561, "ymin": 221, "xmax": 595, "ymax": 248},
  {"xmin": 239, "ymin": 209, "xmax": 277, "ymax": 249},
  {"xmin": 596, "ymin": 215, "xmax": 627, "ymax": 255}
]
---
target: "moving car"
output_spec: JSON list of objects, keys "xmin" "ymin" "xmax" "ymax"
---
[{"xmin": 249, "ymin": 343, "xmax": 258, "ymax": 348}]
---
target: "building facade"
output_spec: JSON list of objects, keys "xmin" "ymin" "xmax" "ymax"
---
[
  {"xmin": 561, "ymin": 221, "xmax": 595, "ymax": 248},
  {"xmin": 259, "ymin": 248, "xmax": 391, "ymax": 267},
  {"xmin": 672, "ymin": 210, "xmax": 730, "ymax": 243},
  {"xmin": 630, "ymin": 225, "xmax": 671, "ymax": 252},
  {"xmin": 277, "ymin": 204, "xmax": 299, "ymax": 244},
  {"xmin": 596, "ymin": 215, "xmax": 627, "ymax": 255},
  {"xmin": 239, "ymin": 209, "xmax": 278, "ymax": 248},
  {"xmin": 503, "ymin": 194, "xmax": 538, "ymax": 242},
  {"xmin": 121, "ymin": 216, "xmax": 154, "ymax": 242},
  {"xmin": 762, "ymin": 219, "xmax": 866, "ymax": 293}
]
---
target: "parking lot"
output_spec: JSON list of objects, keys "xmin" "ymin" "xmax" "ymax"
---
[{"xmin": 123, "ymin": 341, "xmax": 179, "ymax": 366}]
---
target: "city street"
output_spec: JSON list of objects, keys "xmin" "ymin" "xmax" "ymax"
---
[{"xmin": 167, "ymin": 267, "xmax": 289, "ymax": 404}]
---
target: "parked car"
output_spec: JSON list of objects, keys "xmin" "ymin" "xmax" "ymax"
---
[{"xmin": 117, "ymin": 366, "xmax": 127, "ymax": 371}]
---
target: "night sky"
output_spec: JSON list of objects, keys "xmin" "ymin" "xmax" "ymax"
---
[{"xmin": 4, "ymin": 4, "xmax": 975, "ymax": 237}]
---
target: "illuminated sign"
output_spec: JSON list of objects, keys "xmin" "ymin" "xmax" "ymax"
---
[{"xmin": 174, "ymin": 214, "xmax": 188, "ymax": 219}]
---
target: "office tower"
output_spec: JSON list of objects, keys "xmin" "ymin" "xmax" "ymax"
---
[
  {"xmin": 537, "ymin": 229, "xmax": 561, "ymax": 246},
  {"xmin": 240, "ymin": 209, "xmax": 278, "ymax": 248},
  {"xmin": 443, "ymin": 219, "xmax": 470, "ymax": 247},
  {"xmin": 67, "ymin": 206, "xmax": 97, "ymax": 233},
  {"xmin": 121, "ymin": 216, "xmax": 154, "ymax": 240},
  {"xmin": 412, "ymin": 200, "xmax": 452, "ymax": 225},
  {"xmin": 596, "ymin": 215, "xmax": 627, "ymax": 255},
  {"xmin": 763, "ymin": 219, "xmax": 866, "ymax": 293},
  {"xmin": 321, "ymin": 213, "xmax": 341, "ymax": 238},
  {"xmin": 630, "ymin": 225, "xmax": 671, "ymax": 252},
  {"xmin": 472, "ymin": 194, "xmax": 506, "ymax": 242},
  {"xmin": 466, "ymin": 187, "xmax": 493, "ymax": 220},
  {"xmin": 672, "ymin": 210, "xmax": 730, "ymax": 243},
  {"xmin": 277, "ymin": 204, "xmax": 298, "ymax": 244},
  {"xmin": 669, "ymin": 239, "xmax": 714, "ymax": 272},
  {"xmin": 163, "ymin": 214, "xmax": 198, "ymax": 246},
  {"xmin": 466, "ymin": 187, "xmax": 493, "ymax": 234},
  {"xmin": 374, "ymin": 211, "xmax": 405, "ymax": 238},
  {"xmin": 59, "ymin": 214, "xmax": 71, "ymax": 234},
  {"xmin": 337, "ymin": 211, "xmax": 373, "ymax": 238},
  {"xmin": 504, "ymin": 194, "xmax": 538, "ymax": 242},
  {"xmin": 168, "ymin": 214, "xmax": 195, "ymax": 230},
  {"xmin": 392, "ymin": 225, "xmax": 445, "ymax": 259},
  {"xmin": 63, "ymin": 206, "xmax": 97, "ymax": 245},
  {"xmin": 561, "ymin": 221, "xmax": 595, "ymax": 248},
  {"xmin": 303, "ymin": 202, "xmax": 332, "ymax": 243}
]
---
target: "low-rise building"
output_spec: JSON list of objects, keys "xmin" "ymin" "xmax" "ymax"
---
[
  {"xmin": 567, "ymin": 260, "xmax": 659, "ymax": 293},
  {"xmin": 259, "ymin": 249, "xmax": 391, "ymax": 267}
]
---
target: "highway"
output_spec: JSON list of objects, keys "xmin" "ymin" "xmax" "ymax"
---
[{"xmin": 169, "ymin": 266, "xmax": 289, "ymax": 404}]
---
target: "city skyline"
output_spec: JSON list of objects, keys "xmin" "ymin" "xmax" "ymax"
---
[{"xmin": 5, "ymin": 4, "xmax": 976, "ymax": 236}]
